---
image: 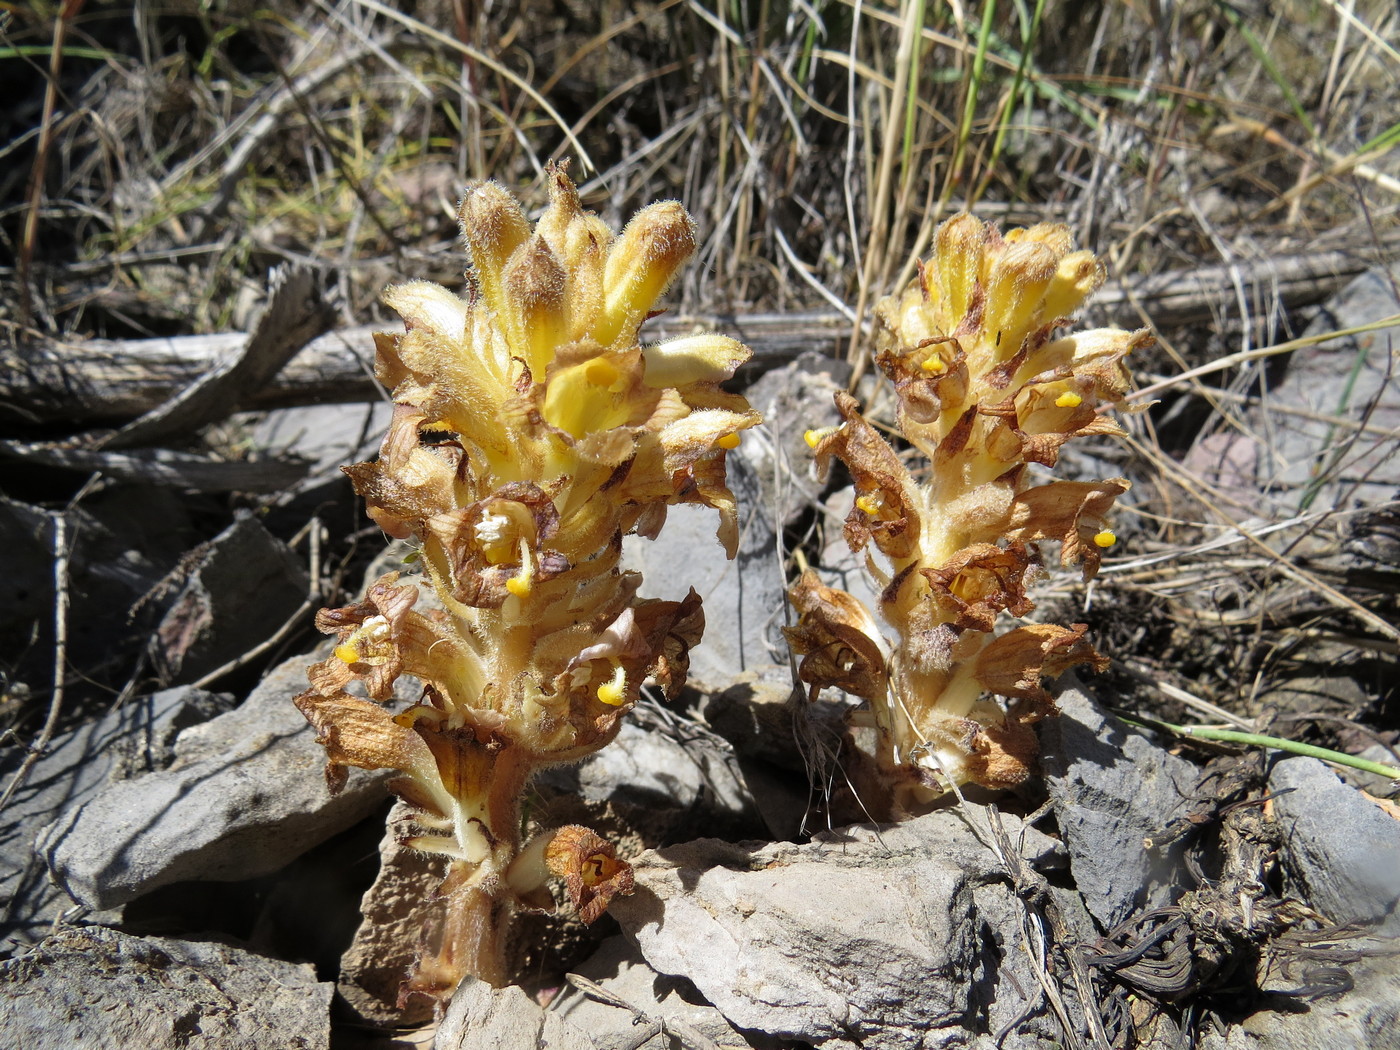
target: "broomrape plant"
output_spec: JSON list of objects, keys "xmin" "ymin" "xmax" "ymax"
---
[
  {"xmin": 788, "ymin": 214, "xmax": 1151, "ymax": 816},
  {"xmin": 295, "ymin": 167, "xmax": 758, "ymax": 1000}
]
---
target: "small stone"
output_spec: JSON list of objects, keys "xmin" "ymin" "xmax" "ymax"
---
[
  {"xmin": 1201, "ymin": 942, "xmax": 1400, "ymax": 1050},
  {"xmin": 1037, "ymin": 681, "xmax": 1196, "ymax": 929},
  {"xmin": 535, "ymin": 705, "xmax": 764, "ymax": 844},
  {"xmin": 36, "ymin": 653, "xmax": 393, "ymax": 911},
  {"xmin": 433, "ymin": 978, "xmax": 593, "ymax": 1050},
  {"xmin": 150, "ymin": 513, "xmax": 309, "ymax": 683},
  {"xmin": 700, "ymin": 662, "xmax": 849, "ymax": 772},
  {"xmin": 1269, "ymin": 756, "xmax": 1400, "ymax": 934},
  {"xmin": 553, "ymin": 935, "xmax": 762, "ymax": 1049},
  {"xmin": 696, "ymin": 663, "xmax": 852, "ymax": 840},
  {"xmin": 621, "ymin": 451, "xmax": 787, "ymax": 686},
  {"xmin": 1253, "ymin": 263, "xmax": 1400, "ymax": 512},
  {"xmin": 0, "ymin": 685, "xmax": 230, "ymax": 944},
  {"xmin": 816, "ymin": 485, "xmax": 884, "ymax": 615},
  {"xmin": 336, "ymin": 802, "xmax": 445, "ymax": 1027},
  {"xmin": 245, "ymin": 401, "xmax": 391, "ymax": 477},
  {"xmin": 0, "ymin": 926, "xmax": 332, "ymax": 1050}
]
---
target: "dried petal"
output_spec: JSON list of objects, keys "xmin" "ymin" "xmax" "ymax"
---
[
  {"xmin": 544, "ymin": 825, "xmax": 635, "ymax": 924},
  {"xmin": 784, "ymin": 570, "xmax": 889, "ymax": 701}
]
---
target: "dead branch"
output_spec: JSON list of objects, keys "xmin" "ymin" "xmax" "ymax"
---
[{"xmin": 2, "ymin": 241, "xmax": 1387, "ymax": 428}]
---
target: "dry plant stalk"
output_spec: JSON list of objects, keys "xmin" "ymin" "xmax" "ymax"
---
[
  {"xmin": 295, "ymin": 166, "xmax": 758, "ymax": 1001},
  {"xmin": 788, "ymin": 214, "xmax": 1152, "ymax": 815}
]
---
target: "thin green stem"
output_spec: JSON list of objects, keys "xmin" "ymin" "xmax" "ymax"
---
[{"xmin": 1122, "ymin": 713, "xmax": 1400, "ymax": 781}]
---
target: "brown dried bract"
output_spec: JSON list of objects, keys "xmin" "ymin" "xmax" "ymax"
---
[{"xmin": 544, "ymin": 825, "xmax": 636, "ymax": 925}]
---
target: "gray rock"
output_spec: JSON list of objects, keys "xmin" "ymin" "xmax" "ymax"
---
[
  {"xmin": 536, "ymin": 704, "xmax": 765, "ymax": 843},
  {"xmin": 620, "ymin": 351, "xmax": 851, "ymax": 688},
  {"xmin": 553, "ymin": 935, "xmax": 763, "ymax": 1049},
  {"xmin": 36, "ymin": 653, "xmax": 391, "ymax": 910},
  {"xmin": 622, "ymin": 450, "xmax": 788, "ymax": 687},
  {"xmin": 700, "ymin": 663, "xmax": 847, "ymax": 771},
  {"xmin": 1341, "ymin": 742, "xmax": 1400, "ymax": 797},
  {"xmin": 610, "ymin": 808, "xmax": 1068, "ymax": 1050},
  {"xmin": 0, "ymin": 685, "xmax": 230, "ymax": 943},
  {"xmin": 1201, "ymin": 942, "xmax": 1400, "ymax": 1050},
  {"xmin": 434, "ymin": 978, "xmax": 594, "ymax": 1050},
  {"xmin": 1037, "ymin": 682, "xmax": 1195, "ymax": 930},
  {"xmin": 1254, "ymin": 263, "xmax": 1400, "ymax": 513},
  {"xmin": 817, "ymin": 484, "xmax": 885, "ymax": 615},
  {"xmin": 0, "ymin": 489, "xmax": 192, "ymax": 694},
  {"xmin": 151, "ymin": 513, "xmax": 309, "ymax": 683},
  {"xmin": 245, "ymin": 401, "xmax": 391, "ymax": 478},
  {"xmin": 1269, "ymin": 757, "xmax": 1400, "ymax": 934},
  {"xmin": 741, "ymin": 351, "xmax": 848, "ymax": 532},
  {"xmin": 336, "ymin": 800, "xmax": 446, "ymax": 1028},
  {"xmin": 697, "ymin": 663, "xmax": 852, "ymax": 841},
  {"xmin": 0, "ymin": 926, "xmax": 332, "ymax": 1050}
]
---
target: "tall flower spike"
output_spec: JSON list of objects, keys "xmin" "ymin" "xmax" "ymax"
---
[
  {"xmin": 296, "ymin": 165, "xmax": 759, "ymax": 1002},
  {"xmin": 787, "ymin": 213, "xmax": 1150, "ymax": 815}
]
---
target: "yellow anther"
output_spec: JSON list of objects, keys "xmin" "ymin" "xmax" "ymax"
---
[
  {"xmin": 1056, "ymin": 391, "xmax": 1083, "ymax": 409},
  {"xmin": 505, "ymin": 537, "xmax": 534, "ymax": 597},
  {"xmin": 1093, "ymin": 529, "xmax": 1117, "ymax": 549},
  {"xmin": 856, "ymin": 493, "xmax": 883, "ymax": 516},
  {"xmin": 596, "ymin": 661, "xmax": 627, "ymax": 706},
  {"xmin": 333, "ymin": 615, "xmax": 391, "ymax": 666},
  {"xmin": 584, "ymin": 358, "xmax": 619, "ymax": 387},
  {"xmin": 921, "ymin": 355, "xmax": 947, "ymax": 374},
  {"xmin": 393, "ymin": 704, "xmax": 445, "ymax": 729},
  {"xmin": 717, "ymin": 432, "xmax": 741, "ymax": 450},
  {"xmin": 804, "ymin": 426, "xmax": 838, "ymax": 449}
]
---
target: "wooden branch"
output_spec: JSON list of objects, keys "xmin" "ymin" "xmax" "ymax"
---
[{"xmin": 1, "ymin": 242, "xmax": 1385, "ymax": 428}]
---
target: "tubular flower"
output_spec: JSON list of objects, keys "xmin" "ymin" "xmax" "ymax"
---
[
  {"xmin": 787, "ymin": 214, "xmax": 1150, "ymax": 814},
  {"xmin": 295, "ymin": 165, "xmax": 758, "ymax": 1000}
]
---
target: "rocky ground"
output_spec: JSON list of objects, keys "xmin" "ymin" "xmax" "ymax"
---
[{"xmin": 3, "ymin": 261, "xmax": 1399, "ymax": 1048}]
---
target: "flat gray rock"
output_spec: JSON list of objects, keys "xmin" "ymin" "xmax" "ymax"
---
[
  {"xmin": 36, "ymin": 653, "xmax": 390, "ymax": 910},
  {"xmin": 151, "ymin": 513, "xmax": 309, "ymax": 683},
  {"xmin": 537, "ymin": 706, "xmax": 764, "ymax": 843},
  {"xmin": 1038, "ymin": 683, "xmax": 1195, "ymax": 929},
  {"xmin": 610, "ymin": 808, "xmax": 1068, "ymax": 1050},
  {"xmin": 434, "ymin": 978, "xmax": 594, "ymax": 1050},
  {"xmin": 1202, "ymin": 942, "xmax": 1400, "ymax": 1050},
  {"xmin": 1269, "ymin": 757, "xmax": 1400, "ymax": 934},
  {"xmin": 622, "ymin": 441, "xmax": 788, "ymax": 687},
  {"xmin": 555, "ymin": 935, "xmax": 764, "ymax": 1049},
  {"xmin": 247, "ymin": 401, "xmax": 391, "ymax": 477},
  {"xmin": 0, "ymin": 686, "xmax": 229, "ymax": 943},
  {"xmin": 0, "ymin": 926, "xmax": 332, "ymax": 1050}
]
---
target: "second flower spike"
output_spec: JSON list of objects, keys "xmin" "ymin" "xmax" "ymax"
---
[{"xmin": 789, "ymin": 214, "xmax": 1151, "ymax": 815}]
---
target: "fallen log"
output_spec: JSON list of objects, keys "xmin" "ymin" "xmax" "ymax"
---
[{"xmin": 1, "ymin": 240, "xmax": 1386, "ymax": 428}]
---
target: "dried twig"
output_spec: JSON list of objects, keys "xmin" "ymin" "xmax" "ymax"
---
[{"xmin": 0, "ymin": 512, "xmax": 71, "ymax": 815}]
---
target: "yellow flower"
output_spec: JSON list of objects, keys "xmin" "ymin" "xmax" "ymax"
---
[
  {"xmin": 296, "ymin": 166, "xmax": 758, "ymax": 997},
  {"xmin": 789, "ymin": 213, "xmax": 1148, "ymax": 812}
]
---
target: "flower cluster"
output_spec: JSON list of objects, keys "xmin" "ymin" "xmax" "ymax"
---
[
  {"xmin": 296, "ymin": 166, "xmax": 758, "ymax": 998},
  {"xmin": 787, "ymin": 214, "xmax": 1149, "ymax": 814}
]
